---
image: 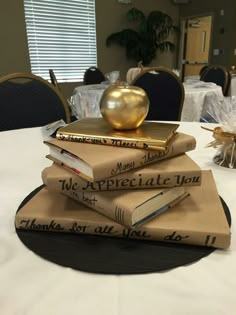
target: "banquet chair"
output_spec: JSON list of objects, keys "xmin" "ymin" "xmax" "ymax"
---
[
  {"xmin": 199, "ymin": 65, "xmax": 208, "ymax": 76},
  {"xmin": 200, "ymin": 65, "xmax": 231, "ymax": 96},
  {"xmin": 49, "ymin": 69, "xmax": 61, "ymax": 91},
  {"xmin": 0, "ymin": 72, "xmax": 71, "ymax": 132},
  {"xmin": 49, "ymin": 69, "xmax": 77, "ymax": 122},
  {"xmin": 83, "ymin": 66, "xmax": 106, "ymax": 85},
  {"xmin": 131, "ymin": 67, "xmax": 184, "ymax": 121}
]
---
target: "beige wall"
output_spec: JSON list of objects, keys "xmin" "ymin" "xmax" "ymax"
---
[
  {"xmin": 0, "ymin": 0, "xmax": 179, "ymax": 99},
  {"xmin": 0, "ymin": 0, "xmax": 30, "ymax": 74},
  {"xmin": 96, "ymin": 0, "xmax": 180, "ymax": 80}
]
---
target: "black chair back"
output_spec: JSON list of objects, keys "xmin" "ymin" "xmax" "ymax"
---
[
  {"xmin": 83, "ymin": 66, "xmax": 106, "ymax": 85},
  {"xmin": 200, "ymin": 65, "xmax": 231, "ymax": 96},
  {"xmin": 132, "ymin": 67, "xmax": 184, "ymax": 121},
  {"xmin": 199, "ymin": 65, "xmax": 208, "ymax": 76},
  {"xmin": 0, "ymin": 73, "xmax": 70, "ymax": 132}
]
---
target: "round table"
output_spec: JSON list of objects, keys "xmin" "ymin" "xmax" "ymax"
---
[
  {"xmin": 181, "ymin": 82, "xmax": 224, "ymax": 121},
  {"xmin": 0, "ymin": 122, "xmax": 235, "ymax": 315}
]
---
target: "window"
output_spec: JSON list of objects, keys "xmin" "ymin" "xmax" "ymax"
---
[{"xmin": 24, "ymin": 0, "xmax": 97, "ymax": 82}]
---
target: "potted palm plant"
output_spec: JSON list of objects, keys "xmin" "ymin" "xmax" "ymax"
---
[{"xmin": 106, "ymin": 7, "xmax": 179, "ymax": 66}]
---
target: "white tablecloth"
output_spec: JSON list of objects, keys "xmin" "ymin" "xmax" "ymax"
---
[
  {"xmin": 72, "ymin": 83, "xmax": 224, "ymax": 123},
  {"xmin": 1, "ymin": 123, "xmax": 235, "ymax": 315},
  {"xmin": 181, "ymin": 83, "xmax": 224, "ymax": 122}
]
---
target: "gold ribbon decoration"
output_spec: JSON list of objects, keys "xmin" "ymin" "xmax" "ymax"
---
[
  {"xmin": 201, "ymin": 125, "xmax": 236, "ymax": 168},
  {"xmin": 201, "ymin": 126, "xmax": 236, "ymax": 148}
]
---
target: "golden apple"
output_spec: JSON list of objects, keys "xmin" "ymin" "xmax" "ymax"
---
[{"xmin": 99, "ymin": 84, "xmax": 149, "ymax": 130}]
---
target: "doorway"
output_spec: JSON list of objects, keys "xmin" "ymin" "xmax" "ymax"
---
[{"xmin": 178, "ymin": 15, "xmax": 213, "ymax": 81}]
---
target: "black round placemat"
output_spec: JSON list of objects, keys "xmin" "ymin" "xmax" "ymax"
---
[{"xmin": 15, "ymin": 186, "xmax": 231, "ymax": 275}]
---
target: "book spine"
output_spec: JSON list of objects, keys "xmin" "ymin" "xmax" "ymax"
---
[
  {"xmin": 62, "ymin": 190, "xmax": 133, "ymax": 227},
  {"xmin": 42, "ymin": 168, "xmax": 202, "ymax": 192},
  {"xmin": 15, "ymin": 215, "xmax": 230, "ymax": 249}
]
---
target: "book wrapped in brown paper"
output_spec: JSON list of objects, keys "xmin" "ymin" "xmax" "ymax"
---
[
  {"xmin": 15, "ymin": 171, "xmax": 231, "ymax": 249},
  {"xmin": 42, "ymin": 154, "xmax": 201, "ymax": 192},
  {"xmin": 56, "ymin": 118, "xmax": 179, "ymax": 150},
  {"xmin": 60, "ymin": 186, "xmax": 187, "ymax": 227},
  {"xmin": 44, "ymin": 132, "xmax": 196, "ymax": 182}
]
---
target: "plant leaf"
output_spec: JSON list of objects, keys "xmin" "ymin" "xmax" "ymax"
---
[
  {"xmin": 156, "ymin": 41, "xmax": 175, "ymax": 53},
  {"xmin": 105, "ymin": 7, "xmax": 178, "ymax": 65},
  {"xmin": 147, "ymin": 11, "xmax": 173, "ymax": 30},
  {"xmin": 127, "ymin": 8, "xmax": 146, "ymax": 24},
  {"xmin": 106, "ymin": 29, "xmax": 140, "ymax": 47}
]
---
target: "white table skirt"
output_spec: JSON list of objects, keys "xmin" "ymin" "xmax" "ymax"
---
[
  {"xmin": 181, "ymin": 83, "xmax": 224, "ymax": 122},
  {"xmin": 72, "ymin": 83, "xmax": 224, "ymax": 123},
  {"xmin": 0, "ymin": 122, "xmax": 235, "ymax": 315}
]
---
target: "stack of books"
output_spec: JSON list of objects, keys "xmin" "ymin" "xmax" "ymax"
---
[{"xmin": 15, "ymin": 118, "xmax": 231, "ymax": 249}]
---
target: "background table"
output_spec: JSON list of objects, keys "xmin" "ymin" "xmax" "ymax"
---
[
  {"xmin": 72, "ymin": 82, "xmax": 224, "ymax": 123},
  {"xmin": 181, "ymin": 83, "xmax": 224, "ymax": 122},
  {"xmin": 0, "ymin": 122, "xmax": 235, "ymax": 315}
]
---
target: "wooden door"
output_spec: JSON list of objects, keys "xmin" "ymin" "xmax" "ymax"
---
[{"xmin": 183, "ymin": 16, "xmax": 212, "ymax": 77}]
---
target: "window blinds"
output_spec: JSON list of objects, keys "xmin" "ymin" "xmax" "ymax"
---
[{"xmin": 24, "ymin": 0, "xmax": 97, "ymax": 82}]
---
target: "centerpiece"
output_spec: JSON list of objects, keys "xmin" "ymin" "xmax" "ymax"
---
[{"xmin": 99, "ymin": 84, "xmax": 149, "ymax": 130}]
